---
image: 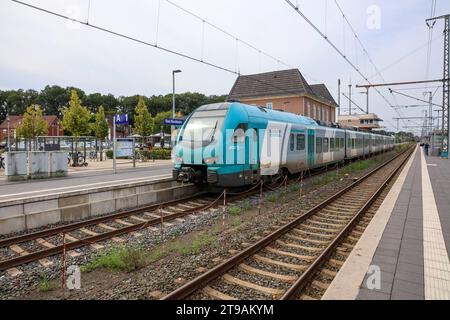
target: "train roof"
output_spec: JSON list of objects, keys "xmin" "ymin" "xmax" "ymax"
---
[{"xmin": 196, "ymin": 102, "xmax": 318, "ymax": 126}]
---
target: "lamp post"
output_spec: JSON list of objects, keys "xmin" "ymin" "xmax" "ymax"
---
[
  {"xmin": 7, "ymin": 114, "xmax": 10, "ymax": 152},
  {"xmin": 172, "ymin": 69, "xmax": 182, "ymax": 140}
]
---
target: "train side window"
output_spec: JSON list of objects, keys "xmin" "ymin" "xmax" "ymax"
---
[
  {"xmin": 323, "ymin": 138, "xmax": 329, "ymax": 153},
  {"xmin": 297, "ymin": 134, "xmax": 305, "ymax": 151},
  {"xmin": 316, "ymin": 137, "xmax": 323, "ymax": 154},
  {"xmin": 352, "ymin": 139, "xmax": 355, "ymax": 149},
  {"xmin": 330, "ymin": 138, "xmax": 335, "ymax": 151},
  {"xmin": 290, "ymin": 134, "xmax": 295, "ymax": 151}
]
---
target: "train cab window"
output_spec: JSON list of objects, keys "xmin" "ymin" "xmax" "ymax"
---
[
  {"xmin": 290, "ymin": 134, "xmax": 295, "ymax": 151},
  {"xmin": 296, "ymin": 134, "xmax": 305, "ymax": 151},
  {"xmin": 316, "ymin": 137, "xmax": 323, "ymax": 154},
  {"xmin": 233, "ymin": 123, "xmax": 247, "ymax": 143},
  {"xmin": 323, "ymin": 138, "xmax": 329, "ymax": 153},
  {"xmin": 330, "ymin": 138, "xmax": 335, "ymax": 151}
]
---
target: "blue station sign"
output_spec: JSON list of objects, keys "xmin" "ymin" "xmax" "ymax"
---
[
  {"xmin": 114, "ymin": 114, "xmax": 129, "ymax": 125},
  {"xmin": 164, "ymin": 118, "xmax": 185, "ymax": 126}
]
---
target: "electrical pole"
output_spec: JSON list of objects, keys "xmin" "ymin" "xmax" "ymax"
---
[
  {"xmin": 427, "ymin": 92, "xmax": 434, "ymax": 151},
  {"xmin": 426, "ymin": 14, "xmax": 450, "ymax": 158},
  {"xmin": 348, "ymin": 84, "xmax": 352, "ymax": 116},
  {"xmin": 366, "ymin": 87, "xmax": 369, "ymax": 114},
  {"xmin": 338, "ymin": 79, "xmax": 341, "ymax": 117}
]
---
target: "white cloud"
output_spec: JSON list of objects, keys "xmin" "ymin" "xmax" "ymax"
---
[{"xmin": 0, "ymin": 0, "xmax": 448, "ymax": 132}]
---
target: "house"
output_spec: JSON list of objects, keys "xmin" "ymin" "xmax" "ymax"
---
[
  {"xmin": 0, "ymin": 115, "xmax": 63, "ymax": 142},
  {"xmin": 337, "ymin": 113, "xmax": 383, "ymax": 131},
  {"xmin": 227, "ymin": 69, "xmax": 338, "ymax": 123}
]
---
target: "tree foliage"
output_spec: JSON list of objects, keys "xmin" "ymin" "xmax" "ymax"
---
[
  {"xmin": 16, "ymin": 105, "xmax": 48, "ymax": 140},
  {"xmin": 134, "ymin": 96, "xmax": 153, "ymax": 137},
  {"xmin": 93, "ymin": 106, "xmax": 109, "ymax": 140},
  {"xmin": 0, "ymin": 85, "xmax": 227, "ymax": 126},
  {"xmin": 61, "ymin": 90, "xmax": 91, "ymax": 138}
]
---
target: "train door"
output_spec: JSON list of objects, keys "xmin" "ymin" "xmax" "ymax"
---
[
  {"xmin": 307, "ymin": 129, "xmax": 315, "ymax": 168},
  {"xmin": 247, "ymin": 128, "xmax": 259, "ymax": 183}
]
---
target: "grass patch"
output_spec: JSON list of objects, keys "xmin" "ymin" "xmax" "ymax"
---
[
  {"xmin": 172, "ymin": 232, "xmax": 216, "ymax": 256},
  {"xmin": 82, "ymin": 246, "xmax": 146, "ymax": 273},
  {"xmin": 266, "ymin": 193, "xmax": 278, "ymax": 203},
  {"xmin": 38, "ymin": 275, "xmax": 53, "ymax": 292},
  {"xmin": 148, "ymin": 247, "xmax": 164, "ymax": 263},
  {"xmin": 229, "ymin": 206, "xmax": 242, "ymax": 216},
  {"xmin": 290, "ymin": 184, "xmax": 300, "ymax": 192},
  {"xmin": 233, "ymin": 216, "xmax": 242, "ymax": 228},
  {"xmin": 341, "ymin": 159, "xmax": 375, "ymax": 174},
  {"xmin": 242, "ymin": 200, "xmax": 252, "ymax": 211},
  {"xmin": 312, "ymin": 172, "xmax": 340, "ymax": 187}
]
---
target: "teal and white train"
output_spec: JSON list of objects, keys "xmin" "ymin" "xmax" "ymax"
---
[{"xmin": 172, "ymin": 102, "xmax": 394, "ymax": 188}]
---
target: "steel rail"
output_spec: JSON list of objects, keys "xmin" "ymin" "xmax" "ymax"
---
[
  {"xmin": 0, "ymin": 191, "xmax": 208, "ymax": 248},
  {"xmin": 281, "ymin": 147, "xmax": 414, "ymax": 299},
  {"xmin": 161, "ymin": 146, "xmax": 413, "ymax": 300},
  {"xmin": 0, "ymin": 195, "xmax": 218, "ymax": 271}
]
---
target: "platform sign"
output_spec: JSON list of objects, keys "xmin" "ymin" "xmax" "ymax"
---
[
  {"xmin": 115, "ymin": 139, "xmax": 133, "ymax": 157},
  {"xmin": 164, "ymin": 118, "xmax": 185, "ymax": 126},
  {"xmin": 114, "ymin": 114, "xmax": 129, "ymax": 125}
]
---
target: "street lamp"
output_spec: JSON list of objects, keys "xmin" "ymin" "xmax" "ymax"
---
[
  {"xmin": 6, "ymin": 114, "xmax": 10, "ymax": 152},
  {"xmin": 172, "ymin": 69, "xmax": 182, "ymax": 141}
]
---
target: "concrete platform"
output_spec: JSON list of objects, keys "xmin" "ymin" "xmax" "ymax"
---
[{"xmin": 323, "ymin": 145, "xmax": 450, "ymax": 300}]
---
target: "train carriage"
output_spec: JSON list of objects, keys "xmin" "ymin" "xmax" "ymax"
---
[{"xmin": 173, "ymin": 102, "xmax": 394, "ymax": 188}]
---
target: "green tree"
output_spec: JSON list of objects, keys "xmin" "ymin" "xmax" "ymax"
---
[
  {"xmin": 153, "ymin": 111, "xmax": 172, "ymax": 134},
  {"xmin": 62, "ymin": 90, "xmax": 91, "ymax": 165},
  {"xmin": 16, "ymin": 105, "xmax": 48, "ymax": 150},
  {"xmin": 93, "ymin": 106, "xmax": 109, "ymax": 161},
  {"xmin": 134, "ymin": 96, "xmax": 153, "ymax": 137}
]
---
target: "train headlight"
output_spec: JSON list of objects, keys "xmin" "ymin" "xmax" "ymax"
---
[
  {"xmin": 204, "ymin": 156, "xmax": 218, "ymax": 164},
  {"xmin": 175, "ymin": 156, "xmax": 183, "ymax": 164}
]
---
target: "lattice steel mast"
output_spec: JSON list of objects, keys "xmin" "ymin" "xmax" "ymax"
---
[{"xmin": 426, "ymin": 14, "xmax": 449, "ymax": 158}]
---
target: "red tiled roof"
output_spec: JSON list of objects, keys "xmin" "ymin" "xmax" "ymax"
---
[{"xmin": 0, "ymin": 115, "xmax": 59, "ymax": 129}]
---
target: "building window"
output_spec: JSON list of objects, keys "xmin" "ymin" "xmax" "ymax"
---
[
  {"xmin": 313, "ymin": 104, "xmax": 316, "ymax": 119},
  {"xmin": 296, "ymin": 134, "xmax": 305, "ymax": 150},
  {"xmin": 266, "ymin": 102, "xmax": 273, "ymax": 110},
  {"xmin": 307, "ymin": 102, "xmax": 311, "ymax": 116}
]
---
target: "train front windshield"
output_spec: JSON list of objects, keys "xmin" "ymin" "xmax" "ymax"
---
[{"xmin": 180, "ymin": 110, "xmax": 227, "ymax": 145}]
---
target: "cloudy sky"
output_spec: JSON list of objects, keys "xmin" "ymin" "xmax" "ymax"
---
[{"xmin": 0, "ymin": 0, "xmax": 448, "ymax": 133}]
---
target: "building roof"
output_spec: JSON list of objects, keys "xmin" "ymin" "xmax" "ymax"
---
[
  {"xmin": 310, "ymin": 84, "xmax": 337, "ymax": 106},
  {"xmin": 338, "ymin": 113, "xmax": 383, "ymax": 122},
  {"xmin": 228, "ymin": 69, "xmax": 315, "ymax": 100},
  {"xmin": 0, "ymin": 115, "xmax": 59, "ymax": 129}
]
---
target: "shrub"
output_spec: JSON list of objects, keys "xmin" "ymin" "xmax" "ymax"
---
[
  {"xmin": 106, "ymin": 149, "xmax": 113, "ymax": 159},
  {"xmin": 150, "ymin": 147, "xmax": 171, "ymax": 160}
]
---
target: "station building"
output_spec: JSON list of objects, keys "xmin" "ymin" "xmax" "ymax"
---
[
  {"xmin": 0, "ymin": 115, "xmax": 63, "ymax": 143},
  {"xmin": 227, "ymin": 69, "xmax": 338, "ymax": 123},
  {"xmin": 337, "ymin": 113, "xmax": 384, "ymax": 131}
]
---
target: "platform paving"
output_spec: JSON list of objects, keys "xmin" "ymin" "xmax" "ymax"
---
[{"xmin": 323, "ymin": 145, "xmax": 450, "ymax": 300}]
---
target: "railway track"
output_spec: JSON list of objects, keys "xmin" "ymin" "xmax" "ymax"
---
[
  {"xmin": 0, "ymin": 192, "xmax": 218, "ymax": 272},
  {"xmin": 0, "ymin": 149, "xmax": 400, "ymax": 275},
  {"xmin": 162, "ymin": 146, "xmax": 414, "ymax": 300}
]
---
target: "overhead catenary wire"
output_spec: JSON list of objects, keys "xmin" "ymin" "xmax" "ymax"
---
[
  {"xmin": 283, "ymin": 0, "xmax": 404, "ymax": 130},
  {"xmin": 390, "ymin": 89, "xmax": 443, "ymax": 108},
  {"xmin": 10, "ymin": 0, "xmax": 334, "ymax": 107}
]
